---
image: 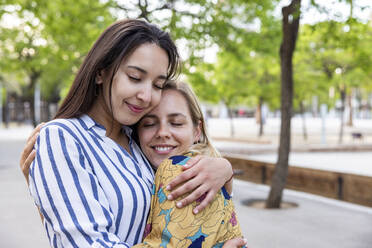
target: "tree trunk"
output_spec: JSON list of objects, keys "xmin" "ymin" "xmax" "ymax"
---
[
  {"xmin": 16, "ymin": 95, "xmax": 24, "ymax": 125},
  {"xmin": 257, "ymin": 97, "xmax": 264, "ymax": 136},
  {"xmin": 339, "ymin": 86, "xmax": 346, "ymax": 144},
  {"xmin": 346, "ymin": 90, "xmax": 353, "ymax": 126},
  {"xmin": 256, "ymin": 101, "xmax": 261, "ymax": 124},
  {"xmin": 266, "ymin": 0, "xmax": 301, "ymax": 209},
  {"xmin": 25, "ymin": 70, "xmax": 40, "ymax": 127},
  {"xmin": 228, "ymin": 107, "xmax": 235, "ymax": 137},
  {"xmin": 300, "ymin": 100, "xmax": 307, "ymax": 140},
  {"xmin": 3, "ymin": 90, "xmax": 9, "ymax": 128}
]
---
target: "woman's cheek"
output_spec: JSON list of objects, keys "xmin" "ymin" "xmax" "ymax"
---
[
  {"xmin": 176, "ymin": 129, "xmax": 194, "ymax": 147},
  {"xmin": 144, "ymin": 128, "xmax": 157, "ymax": 144},
  {"xmin": 152, "ymin": 91, "xmax": 162, "ymax": 107}
]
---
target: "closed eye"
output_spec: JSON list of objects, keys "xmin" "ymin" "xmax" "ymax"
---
[
  {"xmin": 171, "ymin": 123, "xmax": 183, "ymax": 126},
  {"xmin": 143, "ymin": 123, "xmax": 156, "ymax": 127},
  {"xmin": 154, "ymin": 79, "xmax": 166, "ymax": 90},
  {"xmin": 128, "ymin": 75, "xmax": 141, "ymax": 81}
]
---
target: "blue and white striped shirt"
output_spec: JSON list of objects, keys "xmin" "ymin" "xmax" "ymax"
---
[{"xmin": 29, "ymin": 114, "xmax": 155, "ymax": 248}]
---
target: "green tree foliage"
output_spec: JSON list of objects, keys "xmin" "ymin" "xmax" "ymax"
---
[
  {"xmin": 0, "ymin": 0, "xmax": 113, "ymax": 110},
  {"xmin": 294, "ymin": 19, "xmax": 372, "ymax": 143},
  {"xmin": 296, "ymin": 19, "xmax": 372, "ymax": 106},
  {"xmin": 1, "ymin": 0, "xmax": 278, "ymax": 106},
  {"xmin": 185, "ymin": 2, "xmax": 281, "ymax": 137}
]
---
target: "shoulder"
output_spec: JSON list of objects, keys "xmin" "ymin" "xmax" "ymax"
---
[
  {"xmin": 168, "ymin": 154, "xmax": 193, "ymax": 166},
  {"xmin": 44, "ymin": 118, "xmax": 81, "ymax": 130},
  {"xmin": 38, "ymin": 118, "xmax": 83, "ymax": 142},
  {"xmin": 155, "ymin": 153, "xmax": 194, "ymax": 172}
]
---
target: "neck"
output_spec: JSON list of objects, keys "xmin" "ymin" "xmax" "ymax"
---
[{"xmin": 87, "ymin": 96, "xmax": 123, "ymax": 141}]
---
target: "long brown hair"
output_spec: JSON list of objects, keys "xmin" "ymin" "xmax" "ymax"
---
[{"xmin": 55, "ymin": 19, "xmax": 180, "ymax": 119}]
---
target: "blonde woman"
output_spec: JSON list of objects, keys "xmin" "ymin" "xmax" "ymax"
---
[{"xmin": 133, "ymin": 81, "xmax": 246, "ymax": 247}]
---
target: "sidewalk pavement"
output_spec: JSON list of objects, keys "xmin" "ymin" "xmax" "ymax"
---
[
  {"xmin": 233, "ymin": 179, "xmax": 372, "ymax": 248},
  {"xmin": 1, "ymin": 124, "xmax": 372, "ymax": 247},
  {"xmin": 0, "ymin": 140, "xmax": 50, "ymax": 248},
  {"xmin": 1, "ymin": 159, "xmax": 372, "ymax": 248}
]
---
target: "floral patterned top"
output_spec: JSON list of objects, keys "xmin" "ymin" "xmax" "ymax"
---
[{"xmin": 133, "ymin": 154, "xmax": 244, "ymax": 248}]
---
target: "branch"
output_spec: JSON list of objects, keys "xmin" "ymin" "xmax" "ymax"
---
[
  {"xmin": 151, "ymin": 1, "xmax": 202, "ymax": 19},
  {"xmin": 113, "ymin": 2, "xmax": 133, "ymax": 12},
  {"xmin": 176, "ymin": 10, "xmax": 202, "ymax": 19},
  {"xmin": 151, "ymin": 3, "xmax": 173, "ymax": 12}
]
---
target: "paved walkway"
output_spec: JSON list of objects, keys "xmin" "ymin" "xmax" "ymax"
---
[
  {"xmin": 0, "ymin": 139, "xmax": 49, "ymax": 248},
  {"xmin": 1, "ymin": 160, "xmax": 372, "ymax": 247},
  {"xmin": 1, "ymin": 121, "xmax": 371, "ymax": 247},
  {"xmin": 233, "ymin": 180, "xmax": 372, "ymax": 248}
]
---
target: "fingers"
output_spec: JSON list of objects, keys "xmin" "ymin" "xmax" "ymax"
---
[
  {"xmin": 173, "ymin": 184, "xmax": 207, "ymax": 210},
  {"xmin": 21, "ymin": 122, "xmax": 43, "ymax": 166},
  {"xmin": 22, "ymin": 150, "xmax": 36, "ymax": 185},
  {"xmin": 167, "ymin": 174, "xmax": 199, "ymax": 201},
  {"xmin": 192, "ymin": 189, "xmax": 216, "ymax": 214},
  {"xmin": 27, "ymin": 122, "xmax": 44, "ymax": 143},
  {"xmin": 166, "ymin": 167, "xmax": 197, "ymax": 192},
  {"xmin": 25, "ymin": 131, "xmax": 39, "ymax": 156},
  {"xmin": 20, "ymin": 131, "xmax": 39, "ymax": 167},
  {"xmin": 20, "ymin": 124, "xmax": 42, "ymax": 185},
  {"xmin": 182, "ymin": 155, "xmax": 202, "ymax": 170},
  {"xmin": 222, "ymin": 237, "xmax": 248, "ymax": 248}
]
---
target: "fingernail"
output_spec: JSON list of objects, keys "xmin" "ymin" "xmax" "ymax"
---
[
  {"xmin": 167, "ymin": 194, "xmax": 173, "ymax": 200},
  {"xmin": 176, "ymin": 202, "xmax": 182, "ymax": 208},
  {"xmin": 166, "ymin": 185, "xmax": 171, "ymax": 190},
  {"xmin": 193, "ymin": 209, "xmax": 198, "ymax": 214},
  {"xmin": 243, "ymin": 238, "xmax": 247, "ymax": 244}
]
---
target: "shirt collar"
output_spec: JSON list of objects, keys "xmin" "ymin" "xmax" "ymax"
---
[
  {"xmin": 80, "ymin": 114, "xmax": 134, "ymax": 138},
  {"xmin": 80, "ymin": 114, "xmax": 96, "ymax": 130}
]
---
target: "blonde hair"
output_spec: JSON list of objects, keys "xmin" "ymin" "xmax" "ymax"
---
[{"xmin": 163, "ymin": 80, "xmax": 220, "ymax": 158}]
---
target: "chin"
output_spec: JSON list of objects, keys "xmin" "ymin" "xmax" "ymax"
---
[
  {"xmin": 117, "ymin": 115, "xmax": 141, "ymax": 126},
  {"xmin": 152, "ymin": 157, "xmax": 167, "ymax": 169}
]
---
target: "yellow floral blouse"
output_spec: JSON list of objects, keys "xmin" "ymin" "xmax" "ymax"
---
[{"xmin": 133, "ymin": 154, "xmax": 244, "ymax": 248}]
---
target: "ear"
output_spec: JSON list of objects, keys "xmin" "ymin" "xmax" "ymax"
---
[
  {"xmin": 193, "ymin": 120, "xmax": 202, "ymax": 144},
  {"xmin": 96, "ymin": 70, "xmax": 104, "ymax": 84}
]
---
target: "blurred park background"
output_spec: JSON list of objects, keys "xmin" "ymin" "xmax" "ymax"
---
[{"xmin": 1, "ymin": 0, "xmax": 372, "ymax": 247}]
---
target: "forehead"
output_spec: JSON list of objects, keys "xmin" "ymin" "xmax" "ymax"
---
[
  {"xmin": 122, "ymin": 43, "xmax": 169, "ymax": 75},
  {"xmin": 150, "ymin": 89, "xmax": 190, "ymax": 117}
]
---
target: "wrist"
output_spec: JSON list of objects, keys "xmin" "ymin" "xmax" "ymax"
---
[
  {"xmin": 226, "ymin": 173, "xmax": 233, "ymax": 184},
  {"xmin": 223, "ymin": 158, "xmax": 233, "ymax": 183}
]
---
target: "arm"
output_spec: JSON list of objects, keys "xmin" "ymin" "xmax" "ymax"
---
[
  {"xmin": 224, "ymin": 173, "xmax": 234, "ymax": 195},
  {"xmin": 29, "ymin": 125, "xmax": 132, "ymax": 248},
  {"xmin": 166, "ymin": 155, "xmax": 234, "ymax": 214}
]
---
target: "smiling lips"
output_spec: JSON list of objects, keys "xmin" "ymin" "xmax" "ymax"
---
[
  {"xmin": 152, "ymin": 145, "xmax": 176, "ymax": 155},
  {"xmin": 127, "ymin": 102, "xmax": 146, "ymax": 114}
]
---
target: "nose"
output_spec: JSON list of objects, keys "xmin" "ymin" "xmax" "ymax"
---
[
  {"xmin": 137, "ymin": 82, "xmax": 152, "ymax": 104},
  {"xmin": 156, "ymin": 122, "xmax": 170, "ymax": 139}
]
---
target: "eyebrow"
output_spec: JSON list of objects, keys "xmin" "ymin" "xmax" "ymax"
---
[
  {"xmin": 143, "ymin": 113, "xmax": 187, "ymax": 119},
  {"xmin": 127, "ymin": 65, "xmax": 167, "ymax": 80},
  {"xmin": 168, "ymin": 113, "xmax": 187, "ymax": 118}
]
